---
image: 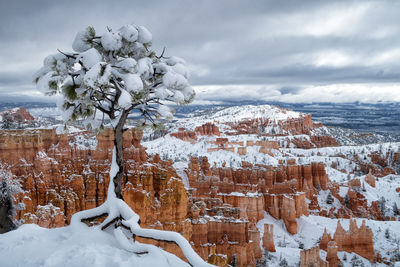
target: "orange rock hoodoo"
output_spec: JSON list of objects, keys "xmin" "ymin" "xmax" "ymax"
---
[
  {"xmin": 262, "ymin": 224, "xmax": 276, "ymax": 252},
  {"xmin": 365, "ymin": 170, "xmax": 376, "ymax": 188},
  {"xmin": 320, "ymin": 219, "xmax": 375, "ymax": 261},
  {"xmin": 170, "ymin": 123, "xmax": 220, "ymax": 141},
  {"xmin": 300, "ymin": 246, "xmax": 329, "ymax": 267},
  {"xmin": 301, "ymin": 243, "xmax": 340, "ymax": 267},
  {"xmin": 326, "ymin": 241, "xmax": 340, "ymax": 267}
]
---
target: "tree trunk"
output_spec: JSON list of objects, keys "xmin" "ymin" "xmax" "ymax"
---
[{"xmin": 113, "ymin": 111, "xmax": 130, "ymax": 200}]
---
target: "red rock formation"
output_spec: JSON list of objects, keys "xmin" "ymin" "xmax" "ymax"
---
[
  {"xmin": 195, "ymin": 123, "xmax": 220, "ymax": 136},
  {"xmin": 310, "ymin": 135, "xmax": 339, "ymax": 148},
  {"xmin": 279, "ymin": 114, "xmax": 314, "ymax": 135},
  {"xmin": 185, "ymin": 154, "xmax": 333, "ymax": 236},
  {"xmin": 262, "ymin": 224, "xmax": 276, "ymax": 252},
  {"xmin": 248, "ymin": 226, "xmax": 262, "ymax": 259},
  {"xmin": 364, "ymin": 170, "xmax": 376, "ymax": 188},
  {"xmin": 170, "ymin": 123, "xmax": 220, "ymax": 141},
  {"xmin": 326, "ymin": 241, "xmax": 340, "ymax": 266},
  {"xmin": 215, "ymin": 137, "xmax": 228, "ymax": 146},
  {"xmin": 393, "ymin": 153, "xmax": 400, "ymax": 165},
  {"xmin": 246, "ymin": 140, "xmax": 279, "ymax": 150},
  {"xmin": 170, "ymin": 128, "xmax": 197, "ymax": 141},
  {"xmin": 0, "ymin": 107, "xmax": 35, "ymax": 122},
  {"xmin": 223, "ymin": 113, "xmax": 315, "ymax": 136},
  {"xmin": 264, "ymin": 193, "xmax": 308, "ymax": 234},
  {"xmin": 290, "ymin": 136, "xmax": 338, "ymax": 149},
  {"xmin": 348, "ymin": 178, "xmax": 361, "ymax": 188},
  {"xmin": 320, "ymin": 219, "xmax": 374, "ymax": 261},
  {"xmin": 369, "ymin": 152, "xmax": 388, "ymax": 169},
  {"xmin": 207, "ymin": 246, "xmax": 228, "ymax": 266},
  {"xmin": 300, "ymin": 246, "xmax": 329, "ymax": 267},
  {"xmin": 191, "ymin": 219, "xmax": 255, "ymax": 266},
  {"xmin": 237, "ymin": 147, "xmax": 247, "ymax": 155},
  {"xmin": 219, "ymin": 194, "xmax": 264, "ymax": 222}
]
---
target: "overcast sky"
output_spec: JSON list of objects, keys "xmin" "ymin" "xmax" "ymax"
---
[{"xmin": 0, "ymin": 0, "xmax": 400, "ymax": 103}]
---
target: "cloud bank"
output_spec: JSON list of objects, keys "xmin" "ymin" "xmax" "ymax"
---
[{"xmin": 0, "ymin": 0, "xmax": 399, "ymax": 103}]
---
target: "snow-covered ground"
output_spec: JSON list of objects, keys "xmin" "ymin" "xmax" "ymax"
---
[
  {"xmin": 0, "ymin": 224, "xmax": 189, "ymax": 267},
  {"xmin": 143, "ymin": 128, "xmax": 400, "ymax": 177},
  {"xmin": 144, "ymin": 134, "xmax": 282, "ymax": 168},
  {"xmin": 28, "ymin": 107, "xmax": 62, "ymax": 120}
]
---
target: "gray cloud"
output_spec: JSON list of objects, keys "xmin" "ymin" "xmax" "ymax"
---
[
  {"xmin": 0, "ymin": 0, "xmax": 399, "ymax": 103},
  {"xmin": 279, "ymin": 87, "xmax": 301, "ymax": 95}
]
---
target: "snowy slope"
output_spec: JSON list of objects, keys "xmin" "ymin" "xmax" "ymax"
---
[
  {"xmin": 0, "ymin": 224, "xmax": 189, "ymax": 267},
  {"xmin": 144, "ymin": 117, "xmax": 400, "ymax": 176},
  {"xmin": 167, "ymin": 104, "xmax": 303, "ymax": 132}
]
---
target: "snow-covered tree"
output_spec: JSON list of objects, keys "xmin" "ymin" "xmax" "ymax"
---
[
  {"xmin": 279, "ymin": 257, "xmax": 289, "ymax": 267},
  {"xmin": 378, "ymin": 196, "xmax": 386, "ymax": 215},
  {"xmin": 385, "ymin": 228, "xmax": 390, "ymax": 239},
  {"xmin": 393, "ymin": 202, "xmax": 399, "ymax": 215},
  {"xmin": 350, "ymin": 255, "xmax": 364, "ymax": 267},
  {"xmin": 34, "ymin": 24, "xmax": 212, "ymax": 267},
  {"xmin": 344, "ymin": 194, "xmax": 350, "ymax": 208},
  {"xmin": 0, "ymin": 166, "xmax": 22, "ymax": 233},
  {"xmin": 326, "ymin": 191, "xmax": 334, "ymax": 204},
  {"xmin": 15, "ymin": 113, "xmax": 23, "ymax": 129},
  {"xmin": 231, "ymin": 254, "xmax": 237, "ymax": 267},
  {"xmin": 34, "ymin": 24, "xmax": 194, "ymax": 200},
  {"xmin": 1, "ymin": 112, "xmax": 13, "ymax": 129}
]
